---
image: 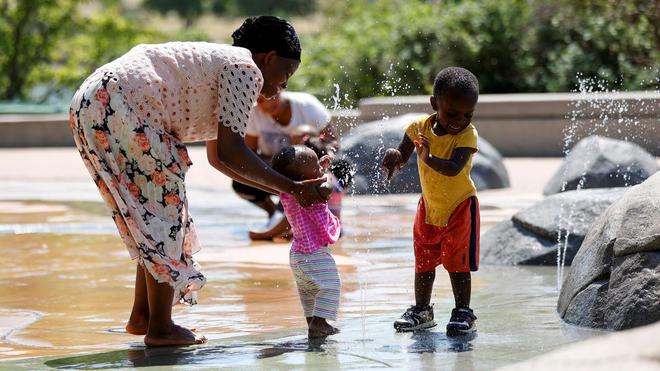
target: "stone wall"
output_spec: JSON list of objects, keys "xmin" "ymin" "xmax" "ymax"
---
[
  {"xmin": 359, "ymin": 92, "xmax": 660, "ymax": 156},
  {"xmin": 1, "ymin": 91, "xmax": 658, "ymax": 155}
]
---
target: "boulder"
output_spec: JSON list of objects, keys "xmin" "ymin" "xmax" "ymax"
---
[
  {"xmin": 558, "ymin": 173, "xmax": 660, "ymax": 330},
  {"xmin": 543, "ymin": 135, "xmax": 658, "ymax": 195},
  {"xmin": 480, "ymin": 219, "xmax": 557, "ymax": 265},
  {"xmin": 481, "ymin": 188, "xmax": 626, "ymax": 265},
  {"xmin": 340, "ymin": 113, "xmax": 510, "ymax": 195}
]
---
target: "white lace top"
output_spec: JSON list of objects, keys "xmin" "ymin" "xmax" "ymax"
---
[{"xmin": 97, "ymin": 42, "xmax": 263, "ymax": 142}]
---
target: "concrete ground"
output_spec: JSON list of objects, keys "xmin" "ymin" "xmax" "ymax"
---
[
  {"xmin": 1, "ymin": 147, "xmax": 658, "ymax": 370},
  {"xmin": 0, "ymin": 146, "xmax": 563, "ymax": 194}
]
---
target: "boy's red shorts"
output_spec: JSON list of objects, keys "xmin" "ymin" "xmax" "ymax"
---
[{"xmin": 414, "ymin": 196, "xmax": 480, "ymax": 273}]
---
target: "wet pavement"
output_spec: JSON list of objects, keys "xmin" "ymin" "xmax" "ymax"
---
[{"xmin": 0, "ymin": 148, "xmax": 605, "ymax": 369}]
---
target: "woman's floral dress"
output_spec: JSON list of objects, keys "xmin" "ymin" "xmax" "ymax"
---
[{"xmin": 69, "ymin": 42, "xmax": 263, "ymax": 305}]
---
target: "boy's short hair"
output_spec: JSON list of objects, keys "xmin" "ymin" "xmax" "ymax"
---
[{"xmin": 433, "ymin": 67, "xmax": 479, "ymax": 98}]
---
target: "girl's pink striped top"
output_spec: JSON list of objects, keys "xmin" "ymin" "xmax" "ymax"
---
[{"xmin": 279, "ymin": 192, "xmax": 341, "ymax": 253}]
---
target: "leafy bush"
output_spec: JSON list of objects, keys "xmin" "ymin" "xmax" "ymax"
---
[
  {"xmin": 143, "ymin": 0, "xmax": 206, "ymax": 29},
  {"xmin": 222, "ymin": 0, "xmax": 317, "ymax": 17},
  {"xmin": 288, "ymin": 0, "xmax": 659, "ymax": 105},
  {"xmin": 0, "ymin": 1, "xmax": 213, "ymax": 101},
  {"xmin": 0, "ymin": 1, "xmax": 165, "ymax": 100}
]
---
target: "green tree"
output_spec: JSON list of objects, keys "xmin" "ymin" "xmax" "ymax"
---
[
  {"xmin": 210, "ymin": 0, "xmax": 317, "ymax": 17},
  {"xmin": 0, "ymin": 0, "xmax": 81, "ymax": 100},
  {"xmin": 37, "ymin": 6, "xmax": 163, "ymax": 99},
  {"xmin": 142, "ymin": 0, "xmax": 207, "ymax": 29},
  {"xmin": 0, "ymin": 0, "xmax": 166, "ymax": 101},
  {"xmin": 289, "ymin": 0, "xmax": 659, "ymax": 105},
  {"xmin": 524, "ymin": 0, "xmax": 659, "ymax": 92}
]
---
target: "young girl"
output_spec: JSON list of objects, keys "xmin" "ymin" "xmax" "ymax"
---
[{"xmin": 271, "ymin": 145, "xmax": 342, "ymax": 338}]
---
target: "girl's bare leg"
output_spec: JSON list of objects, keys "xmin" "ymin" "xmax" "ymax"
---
[
  {"xmin": 142, "ymin": 269, "xmax": 206, "ymax": 347},
  {"xmin": 126, "ymin": 264, "xmax": 150, "ymax": 335}
]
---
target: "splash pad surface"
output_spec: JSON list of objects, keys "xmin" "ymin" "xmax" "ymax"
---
[{"xmin": 0, "ymin": 148, "xmax": 607, "ymax": 369}]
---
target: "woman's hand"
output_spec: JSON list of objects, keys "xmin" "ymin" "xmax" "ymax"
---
[
  {"xmin": 292, "ymin": 177, "xmax": 327, "ymax": 206},
  {"xmin": 381, "ymin": 148, "xmax": 403, "ymax": 180}
]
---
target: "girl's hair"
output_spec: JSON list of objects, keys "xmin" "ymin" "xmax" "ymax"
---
[
  {"xmin": 272, "ymin": 145, "xmax": 303, "ymax": 180},
  {"xmin": 232, "ymin": 16, "xmax": 301, "ymax": 61},
  {"xmin": 330, "ymin": 159, "xmax": 354, "ymax": 189}
]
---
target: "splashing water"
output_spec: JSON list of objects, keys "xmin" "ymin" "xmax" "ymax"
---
[
  {"xmin": 556, "ymin": 71, "xmax": 660, "ymax": 290},
  {"xmin": 329, "ymin": 81, "xmax": 371, "ymax": 340},
  {"xmin": 331, "ymin": 83, "xmax": 341, "ymax": 111}
]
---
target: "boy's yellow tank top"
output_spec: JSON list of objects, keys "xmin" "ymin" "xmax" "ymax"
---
[{"xmin": 405, "ymin": 114, "xmax": 478, "ymax": 226}]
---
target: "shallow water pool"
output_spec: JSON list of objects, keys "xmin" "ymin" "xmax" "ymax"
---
[{"xmin": 0, "ymin": 179, "xmax": 602, "ymax": 369}]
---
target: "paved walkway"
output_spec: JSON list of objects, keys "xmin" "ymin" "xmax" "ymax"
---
[{"xmin": 0, "ymin": 147, "xmax": 562, "ymax": 194}]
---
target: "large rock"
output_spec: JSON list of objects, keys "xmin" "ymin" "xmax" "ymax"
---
[
  {"xmin": 544, "ymin": 135, "xmax": 658, "ymax": 195},
  {"xmin": 341, "ymin": 113, "xmax": 510, "ymax": 195},
  {"xmin": 480, "ymin": 219, "xmax": 557, "ymax": 265},
  {"xmin": 481, "ymin": 188, "xmax": 626, "ymax": 265},
  {"xmin": 558, "ymin": 172, "xmax": 660, "ymax": 330}
]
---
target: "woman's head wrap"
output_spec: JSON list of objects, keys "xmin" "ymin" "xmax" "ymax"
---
[{"xmin": 232, "ymin": 16, "xmax": 301, "ymax": 61}]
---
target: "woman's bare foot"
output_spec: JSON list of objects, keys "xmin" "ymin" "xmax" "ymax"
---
[
  {"xmin": 308, "ymin": 317, "xmax": 340, "ymax": 338},
  {"xmin": 126, "ymin": 320, "xmax": 149, "ymax": 335},
  {"xmin": 126, "ymin": 321, "xmax": 197, "ymax": 335},
  {"xmin": 144, "ymin": 323, "xmax": 207, "ymax": 347}
]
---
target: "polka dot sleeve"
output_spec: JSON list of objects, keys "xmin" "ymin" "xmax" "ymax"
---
[{"xmin": 217, "ymin": 63, "xmax": 262, "ymax": 137}]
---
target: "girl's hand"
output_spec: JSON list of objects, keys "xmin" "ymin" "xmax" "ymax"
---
[
  {"xmin": 414, "ymin": 133, "xmax": 430, "ymax": 163},
  {"xmin": 382, "ymin": 148, "xmax": 403, "ymax": 180},
  {"xmin": 293, "ymin": 177, "xmax": 327, "ymax": 206},
  {"xmin": 317, "ymin": 181, "xmax": 334, "ymax": 201}
]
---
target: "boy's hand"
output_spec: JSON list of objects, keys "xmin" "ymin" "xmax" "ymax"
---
[
  {"xmin": 381, "ymin": 148, "xmax": 403, "ymax": 180},
  {"xmin": 414, "ymin": 133, "xmax": 430, "ymax": 163}
]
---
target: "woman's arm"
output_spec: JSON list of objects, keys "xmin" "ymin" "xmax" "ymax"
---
[
  {"xmin": 245, "ymin": 134, "xmax": 259, "ymax": 152},
  {"xmin": 206, "ymin": 140, "xmax": 278, "ymax": 194},
  {"xmin": 244, "ymin": 134, "xmax": 272, "ymax": 162},
  {"xmin": 212, "ymin": 124, "xmax": 326, "ymax": 206}
]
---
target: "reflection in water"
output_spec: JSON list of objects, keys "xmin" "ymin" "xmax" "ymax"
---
[
  {"xmin": 409, "ymin": 330, "xmax": 477, "ymax": 353},
  {"xmin": 45, "ymin": 345, "xmax": 247, "ymax": 369},
  {"xmin": 45, "ymin": 339, "xmax": 327, "ymax": 369},
  {"xmin": 0, "ymin": 191, "xmax": 603, "ymax": 369},
  {"xmin": 306, "ymin": 335, "xmax": 331, "ymax": 352}
]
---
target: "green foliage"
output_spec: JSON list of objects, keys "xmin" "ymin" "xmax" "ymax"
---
[
  {"xmin": 37, "ymin": 6, "xmax": 163, "ymax": 99},
  {"xmin": 288, "ymin": 0, "xmax": 659, "ymax": 105},
  {"xmin": 211, "ymin": 0, "xmax": 317, "ymax": 17},
  {"xmin": 0, "ymin": 1, "xmax": 173, "ymax": 101},
  {"xmin": 142, "ymin": 0, "xmax": 206, "ymax": 29},
  {"xmin": 0, "ymin": 0, "xmax": 82, "ymax": 100},
  {"xmin": 523, "ymin": 0, "xmax": 659, "ymax": 92}
]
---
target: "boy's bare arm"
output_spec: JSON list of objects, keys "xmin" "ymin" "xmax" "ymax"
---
[
  {"xmin": 421, "ymin": 147, "xmax": 475, "ymax": 176},
  {"xmin": 382, "ymin": 134, "xmax": 415, "ymax": 180},
  {"xmin": 398, "ymin": 134, "xmax": 415, "ymax": 162}
]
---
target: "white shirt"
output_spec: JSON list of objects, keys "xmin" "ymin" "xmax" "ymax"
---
[{"xmin": 246, "ymin": 91, "xmax": 330, "ymax": 156}]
